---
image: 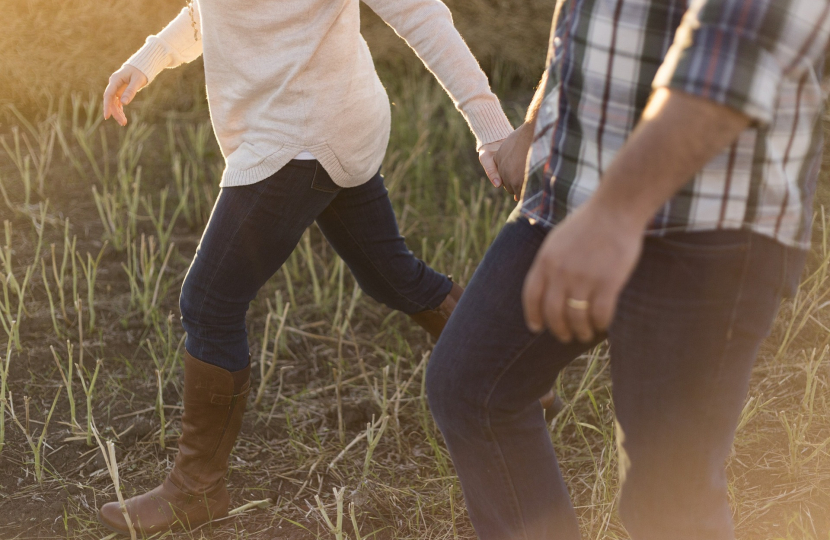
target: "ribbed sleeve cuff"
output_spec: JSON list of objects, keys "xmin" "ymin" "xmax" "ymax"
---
[
  {"xmin": 653, "ymin": 25, "xmax": 783, "ymax": 125},
  {"xmin": 124, "ymin": 38, "xmax": 173, "ymax": 85},
  {"xmin": 463, "ymin": 100, "xmax": 515, "ymax": 149}
]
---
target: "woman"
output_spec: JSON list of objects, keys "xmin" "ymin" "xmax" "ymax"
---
[{"xmin": 98, "ymin": 0, "xmax": 516, "ymax": 534}]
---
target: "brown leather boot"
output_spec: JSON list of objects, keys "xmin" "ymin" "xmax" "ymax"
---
[
  {"xmin": 408, "ymin": 282, "xmax": 564, "ymax": 418},
  {"xmin": 541, "ymin": 390, "xmax": 565, "ymax": 422},
  {"xmin": 98, "ymin": 352, "xmax": 250, "ymax": 536},
  {"xmin": 408, "ymin": 282, "xmax": 464, "ymax": 339}
]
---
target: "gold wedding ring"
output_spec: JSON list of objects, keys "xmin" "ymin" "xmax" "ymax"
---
[{"xmin": 566, "ymin": 298, "xmax": 590, "ymax": 311}]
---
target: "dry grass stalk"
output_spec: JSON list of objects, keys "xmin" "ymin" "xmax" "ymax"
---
[
  {"xmin": 90, "ymin": 420, "xmax": 137, "ymax": 540},
  {"xmin": 8, "ymin": 387, "xmax": 62, "ymax": 484},
  {"xmin": 77, "ymin": 358, "xmax": 102, "ymax": 446},
  {"xmin": 255, "ymin": 302, "xmax": 291, "ymax": 407},
  {"xmin": 50, "ymin": 342, "xmax": 79, "ymax": 433}
]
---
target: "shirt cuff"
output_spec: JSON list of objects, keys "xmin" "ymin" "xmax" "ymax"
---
[
  {"xmin": 463, "ymin": 100, "xmax": 515, "ymax": 149},
  {"xmin": 653, "ymin": 24, "xmax": 783, "ymax": 125},
  {"xmin": 124, "ymin": 37, "xmax": 173, "ymax": 85}
]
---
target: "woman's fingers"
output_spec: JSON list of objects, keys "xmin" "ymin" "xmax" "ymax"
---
[
  {"xmin": 102, "ymin": 81, "xmax": 118, "ymax": 121},
  {"xmin": 120, "ymin": 75, "xmax": 145, "ymax": 107},
  {"xmin": 479, "ymin": 151, "xmax": 502, "ymax": 188},
  {"xmin": 479, "ymin": 141, "xmax": 504, "ymax": 189},
  {"xmin": 102, "ymin": 67, "xmax": 147, "ymax": 127},
  {"xmin": 103, "ymin": 74, "xmax": 128, "ymax": 125}
]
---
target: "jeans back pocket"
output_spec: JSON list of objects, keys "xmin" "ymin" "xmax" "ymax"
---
[{"xmin": 311, "ymin": 161, "xmax": 341, "ymax": 193}]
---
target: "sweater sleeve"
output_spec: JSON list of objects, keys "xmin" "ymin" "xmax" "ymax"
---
[
  {"xmin": 362, "ymin": 0, "xmax": 513, "ymax": 148},
  {"xmin": 124, "ymin": 2, "xmax": 204, "ymax": 85}
]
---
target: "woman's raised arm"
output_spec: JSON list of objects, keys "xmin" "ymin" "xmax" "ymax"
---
[
  {"xmin": 362, "ymin": 0, "xmax": 513, "ymax": 150},
  {"xmin": 103, "ymin": 2, "xmax": 204, "ymax": 126}
]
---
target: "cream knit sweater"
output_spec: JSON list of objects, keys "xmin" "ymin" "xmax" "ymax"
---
[{"xmin": 126, "ymin": 0, "xmax": 514, "ymax": 188}]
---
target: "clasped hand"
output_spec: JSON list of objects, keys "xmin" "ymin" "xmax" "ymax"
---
[
  {"xmin": 478, "ymin": 123, "xmax": 532, "ymax": 201},
  {"xmin": 490, "ymin": 122, "xmax": 644, "ymax": 344}
]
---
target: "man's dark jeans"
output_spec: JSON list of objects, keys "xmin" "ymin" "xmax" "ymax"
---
[
  {"xmin": 427, "ymin": 214, "xmax": 805, "ymax": 540},
  {"xmin": 180, "ymin": 160, "xmax": 452, "ymax": 372}
]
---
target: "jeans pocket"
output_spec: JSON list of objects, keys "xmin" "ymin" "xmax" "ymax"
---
[
  {"xmin": 652, "ymin": 230, "xmax": 751, "ymax": 255},
  {"xmin": 311, "ymin": 162, "xmax": 341, "ymax": 193}
]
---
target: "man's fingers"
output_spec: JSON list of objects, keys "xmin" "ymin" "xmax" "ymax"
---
[
  {"xmin": 564, "ymin": 288, "xmax": 595, "ymax": 343},
  {"xmin": 590, "ymin": 282, "xmax": 620, "ymax": 332},
  {"xmin": 521, "ymin": 263, "xmax": 546, "ymax": 333},
  {"xmin": 542, "ymin": 285, "xmax": 570, "ymax": 343}
]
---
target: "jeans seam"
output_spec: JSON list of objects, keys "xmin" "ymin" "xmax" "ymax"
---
[
  {"xmin": 479, "ymin": 332, "xmax": 548, "ymax": 540},
  {"xmin": 325, "ymin": 204, "xmax": 436, "ymax": 313},
  {"xmin": 703, "ymin": 232, "xmax": 754, "ymax": 430},
  {"xmin": 188, "ymin": 180, "xmax": 272, "ymax": 359}
]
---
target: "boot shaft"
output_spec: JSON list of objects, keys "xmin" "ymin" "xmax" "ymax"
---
[{"xmin": 170, "ymin": 352, "xmax": 250, "ymax": 494}]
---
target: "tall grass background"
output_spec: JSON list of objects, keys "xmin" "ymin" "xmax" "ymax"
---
[{"xmin": 0, "ymin": 0, "xmax": 553, "ymax": 109}]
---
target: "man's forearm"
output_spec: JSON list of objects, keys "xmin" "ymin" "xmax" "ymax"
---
[{"xmin": 589, "ymin": 88, "xmax": 751, "ymax": 230}]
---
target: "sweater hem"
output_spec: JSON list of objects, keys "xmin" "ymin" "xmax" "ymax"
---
[{"xmin": 219, "ymin": 144, "xmax": 382, "ymax": 189}]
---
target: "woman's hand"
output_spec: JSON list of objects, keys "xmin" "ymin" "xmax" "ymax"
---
[
  {"xmin": 479, "ymin": 139, "xmax": 506, "ymax": 189},
  {"xmin": 103, "ymin": 65, "xmax": 149, "ymax": 127}
]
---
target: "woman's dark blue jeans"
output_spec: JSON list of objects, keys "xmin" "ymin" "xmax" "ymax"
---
[
  {"xmin": 180, "ymin": 160, "xmax": 452, "ymax": 371},
  {"xmin": 427, "ymin": 214, "xmax": 806, "ymax": 540}
]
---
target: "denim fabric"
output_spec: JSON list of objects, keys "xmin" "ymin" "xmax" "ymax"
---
[
  {"xmin": 180, "ymin": 160, "xmax": 452, "ymax": 371},
  {"xmin": 427, "ymin": 215, "xmax": 806, "ymax": 540}
]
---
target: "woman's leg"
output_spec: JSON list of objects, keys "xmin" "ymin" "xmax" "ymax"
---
[
  {"xmin": 180, "ymin": 160, "xmax": 342, "ymax": 371},
  {"xmin": 99, "ymin": 161, "xmax": 342, "ymax": 535},
  {"xmin": 315, "ymin": 171, "xmax": 453, "ymax": 317}
]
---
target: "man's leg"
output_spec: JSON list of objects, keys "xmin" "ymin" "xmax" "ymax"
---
[
  {"xmin": 427, "ymin": 215, "xmax": 596, "ymax": 540},
  {"xmin": 609, "ymin": 231, "xmax": 805, "ymax": 539}
]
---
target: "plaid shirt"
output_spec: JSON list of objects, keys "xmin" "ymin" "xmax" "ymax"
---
[{"xmin": 522, "ymin": 0, "xmax": 830, "ymax": 249}]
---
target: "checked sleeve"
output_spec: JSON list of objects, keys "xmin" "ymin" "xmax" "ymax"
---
[{"xmin": 653, "ymin": 0, "xmax": 830, "ymax": 124}]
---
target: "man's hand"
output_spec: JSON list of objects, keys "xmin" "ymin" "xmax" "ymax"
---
[
  {"xmin": 479, "ymin": 140, "xmax": 506, "ymax": 188},
  {"xmin": 522, "ymin": 201, "xmax": 643, "ymax": 343},
  {"xmin": 103, "ymin": 65, "xmax": 149, "ymax": 127},
  {"xmin": 494, "ymin": 121, "xmax": 534, "ymax": 201},
  {"xmin": 520, "ymin": 89, "xmax": 750, "ymax": 342}
]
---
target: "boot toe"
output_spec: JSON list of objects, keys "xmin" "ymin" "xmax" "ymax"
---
[{"xmin": 98, "ymin": 501, "xmax": 131, "ymax": 534}]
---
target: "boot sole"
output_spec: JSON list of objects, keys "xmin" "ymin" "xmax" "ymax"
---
[{"xmin": 97, "ymin": 508, "xmax": 219, "ymax": 537}]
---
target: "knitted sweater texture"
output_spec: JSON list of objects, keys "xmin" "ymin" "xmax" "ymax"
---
[{"xmin": 126, "ymin": 0, "xmax": 514, "ymax": 187}]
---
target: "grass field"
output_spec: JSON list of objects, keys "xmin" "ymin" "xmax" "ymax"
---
[{"xmin": 1, "ymin": 4, "xmax": 830, "ymax": 540}]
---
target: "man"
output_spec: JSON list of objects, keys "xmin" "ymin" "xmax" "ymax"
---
[{"xmin": 427, "ymin": 1, "xmax": 829, "ymax": 538}]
